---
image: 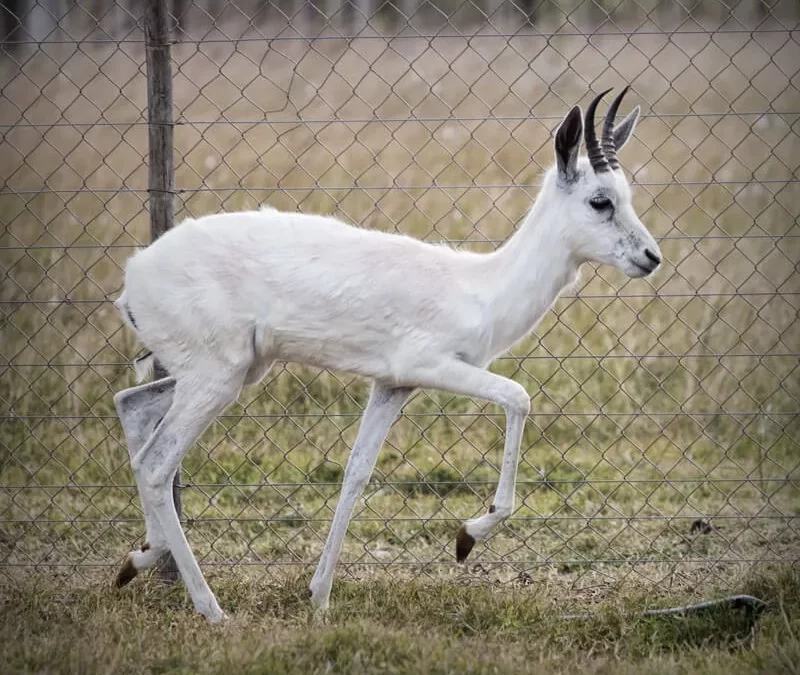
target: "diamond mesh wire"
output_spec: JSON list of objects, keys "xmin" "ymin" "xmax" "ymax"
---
[{"xmin": 1, "ymin": 0, "xmax": 798, "ymax": 598}]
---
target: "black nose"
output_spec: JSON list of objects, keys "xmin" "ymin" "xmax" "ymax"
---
[{"xmin": 645, "ymin": 249, "xmax": 661, "ymax": 266}]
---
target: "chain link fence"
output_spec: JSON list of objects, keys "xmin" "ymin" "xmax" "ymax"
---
[{"xmin": 1, "ymin": 0, "xmax": 798, "ymax": 600}]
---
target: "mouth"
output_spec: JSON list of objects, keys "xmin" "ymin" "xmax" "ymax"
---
[{"xmin": 627, "ymin": 259, "xmax": 657, "ymax": 277}]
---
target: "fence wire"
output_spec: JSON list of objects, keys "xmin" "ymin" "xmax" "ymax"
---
[{"xmin": 1, "ymin": 0, "xmax": 799, "ymax": 598}]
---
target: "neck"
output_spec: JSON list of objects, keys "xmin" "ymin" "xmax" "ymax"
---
[{"xmin": 480, "ymin": 172, "xmax": 580, "ymax": 355}]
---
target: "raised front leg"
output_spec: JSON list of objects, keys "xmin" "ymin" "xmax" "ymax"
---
[
  {"xmin": 406, "ymin": 360, "xmax": 530, "ymax": 563},
  {"xmin": 309, "ymin": 382, "xmax": 412, "ymax": 617},
  {"xmin": 113, "ymin": 377, "xmax": 176, "ymax": 587}
]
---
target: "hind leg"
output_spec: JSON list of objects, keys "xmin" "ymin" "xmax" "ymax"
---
[
  {"xmin": 133, "ymin": 374, "xmax": 245, "ymax": 622},
  {"xmin": 113, "ymin": 377, "xmax": 176, "ymax": 587}
]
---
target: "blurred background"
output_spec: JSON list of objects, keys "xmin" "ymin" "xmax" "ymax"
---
[{"xmin": 1, "ymin": 0, "xmax": 798, "ymax": 603}]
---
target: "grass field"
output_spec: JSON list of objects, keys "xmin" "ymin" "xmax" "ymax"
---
[
  {"xmin": 1, "ymin": 3, "xmax": 799, "ymax": 671},
  {"xmin": 1, "ymin": 564, "xmax": 798, "ymax": 674}
]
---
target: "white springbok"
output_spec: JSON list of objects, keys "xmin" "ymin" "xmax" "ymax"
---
[{"xmin": 112, "ymin": 88, "xmax": 661, "ymax": 622}]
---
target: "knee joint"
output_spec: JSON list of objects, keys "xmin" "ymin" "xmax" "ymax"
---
[
  {"xmin": 135, "ymin": 467, "xmax": 173, "ymax": 505},
  {"xmin": 342, "ymin": 470, "xmax": 371, "ymax": 495},
  {"xmin": 490, "ymin": 504, "xmax": 512, "ymax": 520},
  {"xmin": 113, "ymin": 388, "xmax": 134, "ymax": 416},
  {"xmin": 506, "ymin": 384, "xmax": 531, "ymax": 417},
  {"xmin": 114, "ymin": 378, "xmax": 176, "ymax": 414}
]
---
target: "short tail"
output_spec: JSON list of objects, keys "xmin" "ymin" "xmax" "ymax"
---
[
  {"xmin": 114, "ymin": 290, "xmax": 137, "ymax": 330},
  {"xmin": 133, "ymin": 351, "xmax": 155, "ymax": 383},
  {"xmin": 115, "ymin": 289, "xmax": 157, "ymax": 383}
]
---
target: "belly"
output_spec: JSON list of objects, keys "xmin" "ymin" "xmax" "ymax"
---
[{"xmin": 271, "ymin": 328, "xmax": 395, "ymax": 380}]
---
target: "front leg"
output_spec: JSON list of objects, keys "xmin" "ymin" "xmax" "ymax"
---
[
  {"xmin": 406, "ymin": 360, "xmax": 530, "ymax": 563},
  {"xmin": 310, "ymin": 382, "xmax": 412, "ymax": 617},
  {"xmin": 456, "ymin": 392, "xmax": 527, "ymax": 562}
]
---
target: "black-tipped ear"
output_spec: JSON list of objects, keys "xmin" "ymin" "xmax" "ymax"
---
[
  {"xmin": 612, "ymin": 105, "xmax": 640, "ymax": 152},
  {"xmin": 555, "ymin": 105, "xmax": 583, "ymax": 184}
]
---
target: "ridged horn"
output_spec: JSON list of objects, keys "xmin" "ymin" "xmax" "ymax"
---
[
  {"xmin": 585, "ymin": 88, "xmax": 612, "ymax": 173},
  {"xmin": 602, "ymin": 85, "xmax": 630, "ymax": 170}
]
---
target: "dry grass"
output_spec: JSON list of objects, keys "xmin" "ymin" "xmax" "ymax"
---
[
  {"xmin": 0, "ymin": 563, "xmax": 798, "ymax": 674},
  {"xmin": 1, "ymin": 4, "xmax": 799, "ymax": 646}
]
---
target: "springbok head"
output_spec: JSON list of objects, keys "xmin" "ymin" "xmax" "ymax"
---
[{"xmin": 553, "ymin": 87, "xmax": 661, "ymax": 278}]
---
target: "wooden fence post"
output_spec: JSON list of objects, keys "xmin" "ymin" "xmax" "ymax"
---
[{"xmin": 144, "ymin": 0, "xmax": 180, "ymax": 584}]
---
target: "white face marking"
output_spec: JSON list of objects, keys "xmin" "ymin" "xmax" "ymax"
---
[{"xmin": 560, "ymin": 158, "xmax": 661, "ymax": 278}]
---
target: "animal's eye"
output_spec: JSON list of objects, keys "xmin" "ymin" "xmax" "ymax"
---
[{"xmin": 589, "ymin": 196, "xmax": 612, "ymax": 211}]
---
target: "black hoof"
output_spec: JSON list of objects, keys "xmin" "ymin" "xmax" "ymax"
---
[
  {"xmin": 114, "ymin": 556, "xmax": 138, "ymax": 588},
  {"xmin": 456, "ymin": 525, "xmax": 476, "ymax": 563}
]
